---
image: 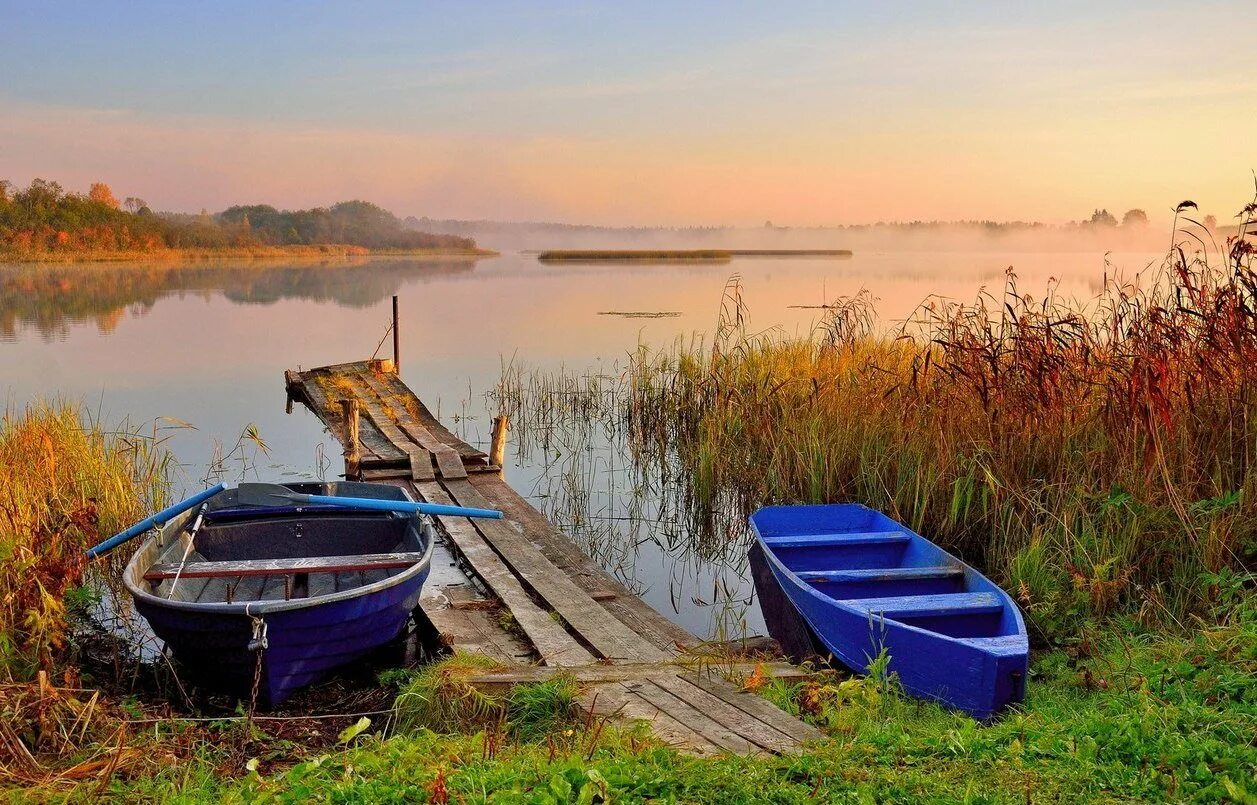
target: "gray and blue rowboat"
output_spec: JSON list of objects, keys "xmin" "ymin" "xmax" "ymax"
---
[{"xmin": 123, "ymin": 482, "xmax": 434, "ymax": 707}]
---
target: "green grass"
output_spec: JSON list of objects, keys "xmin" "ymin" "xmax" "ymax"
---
[{"xmin": 76, "ymin": 604, "xmax": 1253, "ymax": 804}]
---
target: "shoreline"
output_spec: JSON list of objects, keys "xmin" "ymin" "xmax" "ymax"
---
[{"xmin": 0, "ymin": 244, "xmax": 499, "ymax": 264}]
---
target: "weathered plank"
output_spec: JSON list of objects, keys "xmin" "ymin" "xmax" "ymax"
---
[
  {"xmin": 578, "ymin": 682, "xmax": 722, "ymax": 756},
  {"xmin": 444, "ymin": 477, "xmax": 670, "ymax": 663},
  {"xmin": 469, "ymin": 473, "xmax": 695, "ymax": 650},
  {"xmin": 343, "ymin": 376, "xmax": 436, "ymax": 481},
  {"xmin": 649, "ymin": 673, "xmax": 800, "ymax": 755},
  {"xmin": 358, "ymin": 371, "xmax": 468, "ymax": 479},
  {"xmin": 464, "ymin": 661, "xmax": 807, "ymax": 694},
  {"xmin": 145, "ymin": 552, "xmax": 424, "ymax": 581},
  {"xmin": 628, "ymin": 677, "xmax": 762, "ymax": 755},
  {"xmin": 411, "ymin": 480, "xmax": 595, "ymax": 667},
  {"xmin": 290, "ymin": 369, "xmax": 404, "ymax": 462},
  {"xmin": 682, "ymin": 671, "xmax": 824, "ymax": 744},
  {"xmin": 469, "ymin": 475, "xmax": 625, "ymax": 603},
  {"xmin": 418, "ymin": 603, "xmax": 531, "ymax": 664}
]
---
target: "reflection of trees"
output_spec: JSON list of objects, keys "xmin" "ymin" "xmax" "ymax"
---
[{"xmin": 0, "ymin": 258, "xmax": 480, "ymax": 340}]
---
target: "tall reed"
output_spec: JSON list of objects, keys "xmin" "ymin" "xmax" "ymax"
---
[
  {"xmin": 0, "ymin": 401, "xmax": 171, "ymax": 681},
  {"xmin": 626, "ymin": 203, "xmax": 1257, "ymax": 637}
]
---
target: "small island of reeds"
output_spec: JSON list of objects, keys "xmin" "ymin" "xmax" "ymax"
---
[
  {"xmin": 536, "ymin": 249, "xmax": 853, "ymax": 263},
  {"xmin": 537, "ymin": 249, "xmax": 733, "ymax": 263}
]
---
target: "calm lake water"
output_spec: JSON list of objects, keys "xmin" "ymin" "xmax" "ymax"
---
[{"xmin": 0, "ymin": 249, "xmax": 1160, "ymax": 639}]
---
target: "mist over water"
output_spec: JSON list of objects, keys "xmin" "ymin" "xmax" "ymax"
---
[{"xmin": 412, "ymin": 216, "xmax": 1181, "ymax": 256}]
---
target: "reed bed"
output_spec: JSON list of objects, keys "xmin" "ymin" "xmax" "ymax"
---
[
  {"xmin": 624, "ymin": 206, "xmax": 1257, "ymax": 637},
  {"xmin": 537, "ymin": 250, "xmax": 732, "ymax": 263},
  {"xmin": 0, "ymin": 401, "xmax": 171, "ymax": 682}
]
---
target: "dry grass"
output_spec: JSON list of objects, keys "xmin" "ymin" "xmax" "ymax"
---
[
  {"xmin": 0, "ymin": 401, "xmax": 171, "ymax": 682},
  {"xmin": 621, "ymin": 202, "xmax": 1257, "ymax": 636}
]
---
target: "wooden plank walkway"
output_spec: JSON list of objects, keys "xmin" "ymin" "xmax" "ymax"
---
[{"xmin": 285, "ymin": 359, "xmax": 821, "ymax": 755}]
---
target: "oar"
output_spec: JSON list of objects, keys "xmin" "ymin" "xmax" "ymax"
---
[
  {"xmin": 86, "ymin": 483, "xmax": 226, "ymax": 559},
  {"xmin": 236, "ymin": 483, "xmax": 503, "ymax": 520}
]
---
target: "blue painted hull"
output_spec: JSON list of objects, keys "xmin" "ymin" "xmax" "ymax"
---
[
  {"xmin": 134, "ymin": 566, "xmax": 427, "ymax": 705},
  {"xmin": 752, "ymin": 504, "xmax": 1028, "ymax": 720},
  {"xmin": 123, "ymin": 481, "xmax": 433, "ymax": 707}
]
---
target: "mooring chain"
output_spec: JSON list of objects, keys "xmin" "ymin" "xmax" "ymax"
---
[{"xmin": 245, "ymin": 604, "xmax": 269, "ymax": 714}]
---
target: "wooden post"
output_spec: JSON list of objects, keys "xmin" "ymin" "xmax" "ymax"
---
[
  {"xmin": 392, "ymin": 295, "xmax": 400, "ymax": 377},
  {"xmin": 341, "ymin": 398, "xmax": 361, "ymax": 479},
  {"xmin": 490, "ymin": 414, "xmax": 509, "ymax": 471},
  {"xmin": 284, "ymin": 369, "xmax": 298, "ymax": 414}
]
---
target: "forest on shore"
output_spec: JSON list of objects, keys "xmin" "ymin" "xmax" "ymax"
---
[{"xmin": 0, "ymin": 178, "xmax": 484, "ymax": 260}]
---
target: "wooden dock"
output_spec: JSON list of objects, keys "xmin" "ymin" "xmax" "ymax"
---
[{"xmin": 284, "ymin": 358, "xmax": 821, "ymax": 755}]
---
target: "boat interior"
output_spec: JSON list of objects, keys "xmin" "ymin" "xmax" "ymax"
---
[
  {"xmin": 755, "ymin": 504, "xmax": 1022, "ymax": 642},
  {"xmin": 140, "ymin": 483, "xmax": 426, "ymax": 605}
]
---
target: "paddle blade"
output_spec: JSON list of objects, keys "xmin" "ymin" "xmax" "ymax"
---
[{"xmin": 236, "ymin": 483, "xmax": 308, "ymax": 507}]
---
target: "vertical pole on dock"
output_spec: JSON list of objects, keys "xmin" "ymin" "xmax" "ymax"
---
[
  {"xmin": 392, "ymin": 295, "xmax": 401, "ymax": 376},
  {"xmin": 341, "ymin": 398, "xmax": 361, "ymax": 479},
  {"xmin": 490, "ymin": 414, "xmax": 509, "ymax": 472}
]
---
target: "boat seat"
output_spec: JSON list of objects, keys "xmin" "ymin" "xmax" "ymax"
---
[
  {"xmin": 761, "ymin": 531, "xmax": 909, "ymax": 549},
  {"xmin": 959, "ymin": 635, "xmax": 1028, "ymax": 655},
  {"xmin": 841, "ymin": 592, "xmax": 1003, "ymax": 618},
  {"xmin": 798, "ymin": 566, "xmax": 962, "ymax": 584},
  {"xmin": 799, "ymin": 566, "xmax": 965, "ymax": 598},
  {"xmin": 143, "ymin": 551, "xmax": 424, "ymax": 581}
]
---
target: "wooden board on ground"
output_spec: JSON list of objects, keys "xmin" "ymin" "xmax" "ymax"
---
[
  {"xmin": 410, "ymin": 480, "xmax": 595, "ymax": 667},
  {"xmin": 463, "ymin": 661, "xmax": 807, "ymax": 693},
  {"xmin": 444, "ymin": 476, "xmax": 670, "ymax": 663}
]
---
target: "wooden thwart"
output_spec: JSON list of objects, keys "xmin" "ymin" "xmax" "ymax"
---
[{"xmin": 144, "ymin": 552, "xmax": 424, "ymax": 581}]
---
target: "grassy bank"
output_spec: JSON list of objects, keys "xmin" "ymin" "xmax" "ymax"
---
[{"xmin": 54, "ymin": 609, "xmax": 1250, "ymax": 802}]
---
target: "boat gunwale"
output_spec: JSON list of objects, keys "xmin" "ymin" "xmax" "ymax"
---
[
  {"xmin": 751, "ymin": 503, "xmax": 1028, "ymax": 650},
  {"xmin": 122, "ymin": 488, "xmax": 434, "ymax": 617}
]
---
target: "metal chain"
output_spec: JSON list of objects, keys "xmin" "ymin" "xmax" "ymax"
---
[{"xmin": 245, "ymin": 606, "xmax": 268, "ymax": 716}]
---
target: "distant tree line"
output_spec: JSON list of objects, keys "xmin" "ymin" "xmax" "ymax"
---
[{"xmin": 0, "ymin": 178, "xmax": 477, "ymax": 256}]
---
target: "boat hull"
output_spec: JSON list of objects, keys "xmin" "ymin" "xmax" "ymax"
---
[
  {"xmin": 762, "ymin": 560, "xmax": 1025, "ymax": 720},
  {"xmin": 124, "ymin": 481, "xmax": 433, "ymax": 707},
  {"xmin": 134, "ymin": 566, "xmax": 427, "ymax": 706},
  {"xmin": 752, "ymin": 504, "xmax": 1028, "ymax": 721}
]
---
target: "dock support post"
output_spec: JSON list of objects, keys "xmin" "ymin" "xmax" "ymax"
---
[
  {"xmin": 341, "ymin": 398, "xmax": 361, "ymax": 479},
  {"xmin": 490, "ymin": 414, "xmax": 510, "ymax": 471},
  {"xmin": 392, "ymin": 295, "xmax": 400, "ymax": 377}
]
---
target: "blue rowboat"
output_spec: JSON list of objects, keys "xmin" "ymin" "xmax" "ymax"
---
[
  {"xmin": 123, "ymin": 482, "xmax": 433, "ymax": 707},
  {"xmin": 751, "ymin": 504, "xmax": 1028, "ymax": 720}
]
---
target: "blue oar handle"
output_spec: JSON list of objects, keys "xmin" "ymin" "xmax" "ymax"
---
[
  {"xmin": 302, "ymin": 493, "xmax": 503, "ymax": 520},
  {"xmin": 86, "ymin": 483, "xmax": 226, "ymax": 558}
]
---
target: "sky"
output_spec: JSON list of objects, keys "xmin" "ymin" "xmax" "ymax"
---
[{"xmin": 1, "ymin": 1, "xmax": 1253, "ymax": 226}]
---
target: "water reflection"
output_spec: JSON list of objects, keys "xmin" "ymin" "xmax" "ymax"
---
[
  {"xmin": 485, "ymin": 365, "xmax": 762, "ymax": 639},
  {"xmin": 0, "ymin": 249, "xmax": 1153, "ymax": 639},
  {"xmin": 0, "ymin": 257, "xmax": 481, "ymax": 340}
]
